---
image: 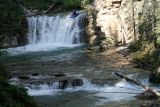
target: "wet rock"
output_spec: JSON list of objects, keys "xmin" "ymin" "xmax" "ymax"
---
[
  {"xmin": 31, "ymin": 73, "xmax": 39, "ymax": 76},
  {"xmin": 54, "ymin": 73, "xmax": 66, "ymax": 77},
  {"xmin": 18, "ymin": 76, "xmax": 30, "ymax": 80},
  {"xmin": 99, "ymin": 43, "xmax": 107, "ymax": 51},
  {"xmin": 140, "ymin": 101, "xmax": 160, "ymax": 107},
  {"xmin": 71, "ymin": 79, "xmax": 83, "ymax": 87},
  {"xmin": 136, "ymin": 90, "xmax": 158, "ymax": 99},
  {"xmin": 85, "ymin": 47, "xmax": 94, "ymax": 53},
  {"xmin": 58, "ymin": 79, "xmax": 69, "ymax": 89}
]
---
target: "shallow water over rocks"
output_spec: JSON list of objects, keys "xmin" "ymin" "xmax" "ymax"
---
[{"xmin": 1, "ymin": 46, "xmax": 160, "ymax": 107}]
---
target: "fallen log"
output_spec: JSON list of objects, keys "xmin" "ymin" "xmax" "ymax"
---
[{"xmin": 113, "ymin": 72, "xmax": 160, "ymax": 98}]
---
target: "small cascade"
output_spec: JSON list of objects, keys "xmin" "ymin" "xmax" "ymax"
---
[
  {"xmin": 5, "ymin": 13, "xmax": 87, "ymax": 54},
  {"xmin": 9, "ymin": 73, "xmax": 148, "ymax": 102}
]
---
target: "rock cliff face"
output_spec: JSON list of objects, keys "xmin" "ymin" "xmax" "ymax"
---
[{"xmin": 91, "ymin": 0, "xmax": 150, "ymax": 45}]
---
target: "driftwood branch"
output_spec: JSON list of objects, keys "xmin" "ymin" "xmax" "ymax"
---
[{"xmin": 114, "ymin": 72, "xmax": 160, "ymax": 97}]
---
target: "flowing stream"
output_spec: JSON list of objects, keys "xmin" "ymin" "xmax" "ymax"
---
[{"xmin": 0, "ymin": 13, "xmax": 160, "ymax": 107}]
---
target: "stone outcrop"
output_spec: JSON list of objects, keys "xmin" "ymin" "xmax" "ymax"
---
[
  {"xmin": 90, "ymin": 0, "xmax": 146, "ymax": 46},
  {"xmin": 93, "ymin": 0, "xmax": 127, "ymax": 45}
]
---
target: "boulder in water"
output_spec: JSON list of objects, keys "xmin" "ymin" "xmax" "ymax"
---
[
  {"xmin": 71, "ymin": 79, "xmax": 83, "ymax": 87},
  {"xmin": 18, "ymin": 76, "xmax": 30, "ymax": 80},
  {"xmin": 58, "ymin": 79, "xmax": 69, "ymax": 89},
  {"xmin": 54, "ymin": 73, "xmax": 66, "ymax": 77},
  {"xmin": 31, "ymin": 73, "xmax": 39, "ymax": 76},
  {"xmin": 136, "ymin": 90, "xmax": 158, "ymax": 99}
]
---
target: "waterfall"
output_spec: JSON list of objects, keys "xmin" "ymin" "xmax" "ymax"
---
[
  {"xmin": 5, "ymin": 13, "xmax": 87, "ymax": 54},
  {"xmin": 27, "ymin": 14, "xmax": 86, "ymax": 45}
]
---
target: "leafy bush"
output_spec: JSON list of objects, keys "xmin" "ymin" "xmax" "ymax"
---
[{"xmin": 0, "ymin": 0, "xmax": 24, "ymax": 35}]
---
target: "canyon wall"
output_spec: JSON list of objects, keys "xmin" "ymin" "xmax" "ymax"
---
[{"xmin": 91, "ymin": 0, "xmax": 148, "ymax": 45}]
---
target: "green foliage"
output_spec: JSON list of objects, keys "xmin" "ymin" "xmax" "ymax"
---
[
  {"xmin": 0, "ymin": 80, "xmax": 38, "ymax": 107},
  {"xmin": 0, "ymin": 64, "xmax": 38, "ymax": 107},
  {"xmin": 22, "ymin": 0, "xmax": 53, "ymax": 10},
  {"xmin": 0, "ymin": 64, "xmax": 9, "ymax": 79},
  {"xmin": 131, "ymin": 42, "xmax": 156, "ymax": 65},
  {"xmin": 0, "ymin": 0, "xmax": 24, "ymax": 35},
  {"xmin": 81, "ymin": 0, "xmax": 91, "ymax": 8},
  {"xmin": 22, "ymin": 0, "xmax": 90, "ymax": 10},
  {"xmin": 128, "ymin": 41, "xmax": 142, "ymax": 52},
  {"xmin": 129, "ymin": 0, "xmax": 160, "ymax": 68},
  {"xmin": 63, "ymin": 0, "xmax": 81, "ymax": 8},
  {"xmin": 156, "ymin": 36, "xmax": 160, "ymax": 46}
]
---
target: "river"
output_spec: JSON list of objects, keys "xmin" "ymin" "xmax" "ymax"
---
[{"xmin": 0, "ymin": 13, "xmax": 159, "ymax": 107}]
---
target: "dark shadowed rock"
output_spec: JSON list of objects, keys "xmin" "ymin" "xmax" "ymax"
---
[
  {"xmin": 149, "ymin": 67, "xmax": 160, "ymax": 84},
  {"xmin": 31, "ymin": 73, "xmax": 39, "ymax": 76},
  {"xmin": 99, "ymin": 43, "xmax": 107, "ymax": 51},
  {"xmin": 58, "ymin": 79, "xmax": 69, "ymax": 89},
  {"xmin": 54, "ymin": 73, "xmax": 66, "ymax": 77},
  {"xmin": 136, "ymin": 90, "xmax": 158, "ymax": 100},
  {"xmin": 71, "ymin": 79, "xmax": 83, "ymax": 87},
  {"xmin": 140, "ymin": 101, "xmax": 160, "ymax": 107},
  {"xmin": 18, "ymin": 76, "xmax": 30, "ymax": 80}
]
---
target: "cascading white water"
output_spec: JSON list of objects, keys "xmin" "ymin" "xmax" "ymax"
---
[
  {"xmin": 27, "ymin": 14, "xmax": 84, "ymax": 45},
  {"xmin": 5, "ymin": 13, "xmax": 87, "ymax": 54}
]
